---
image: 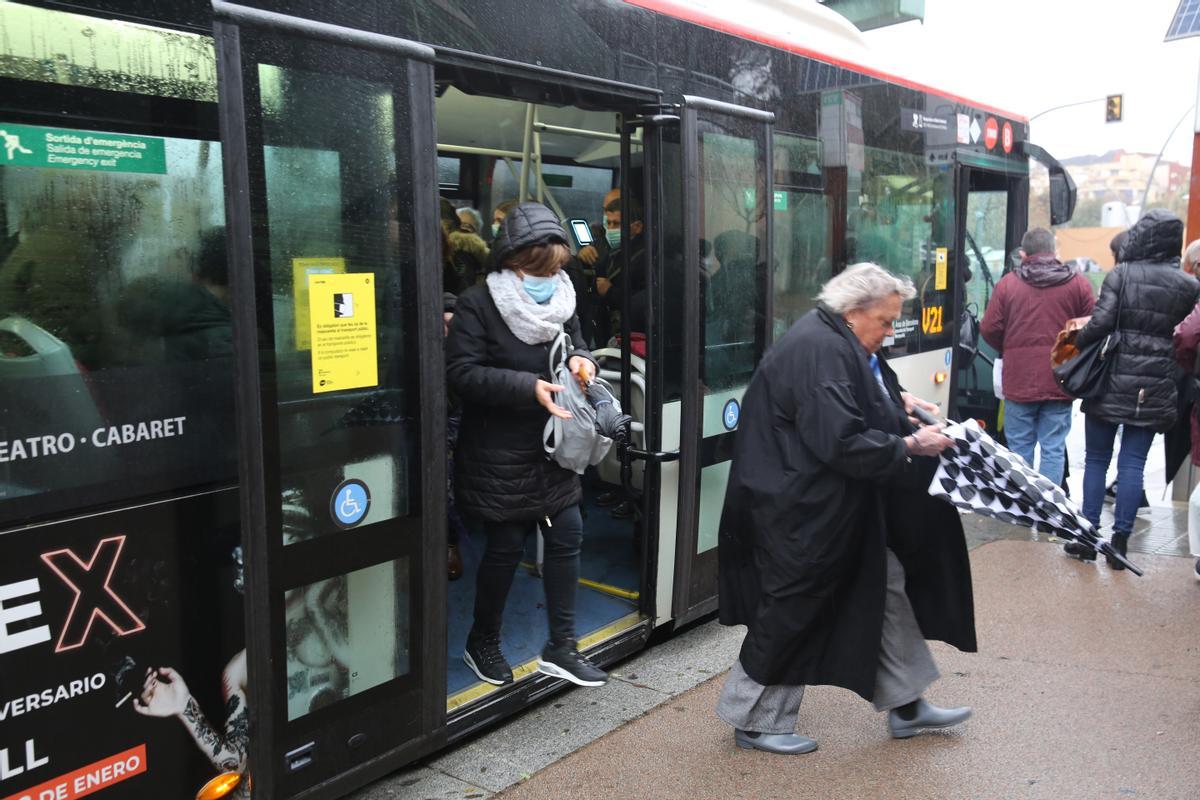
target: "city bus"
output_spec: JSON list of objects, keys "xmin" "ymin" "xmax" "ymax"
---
[{"xmin": 0, "ymin": 1, "xmax": 1075, "ymax": 798}]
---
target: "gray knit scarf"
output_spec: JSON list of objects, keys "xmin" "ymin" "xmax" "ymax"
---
[{"xmin": 485, "ymin": 269, "xmax": 577, "ymax": 345}]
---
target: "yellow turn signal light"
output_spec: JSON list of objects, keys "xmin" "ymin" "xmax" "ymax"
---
[
  {"xmin": 196, "ymin": 773, "xmax": 244, "ymax": 800},
  {"xmin": 932, "ymin": 371, "xmax": 948, "ymax": 384}
]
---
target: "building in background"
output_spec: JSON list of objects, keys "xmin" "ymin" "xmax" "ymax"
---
[{"xmin": 1032, "ymin": 149, "xmax": 1189, "ymax": 228}]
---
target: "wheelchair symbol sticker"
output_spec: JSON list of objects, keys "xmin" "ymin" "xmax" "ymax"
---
[
  {"xmin": 331, "ymin": 479, "xmax": 371, "ymax": 528},
  {"xmin": 723, "ymin": 399, "xmax": 740, "ymax": 431}
]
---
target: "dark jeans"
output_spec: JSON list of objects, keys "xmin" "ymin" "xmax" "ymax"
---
[
  {"xmin": 1081, "ymin": 416, "xmax": 1156, "ymax": 536},
  {"xmin": 471, "ymin": 504, "xmax": 582, "ymax": 646}
]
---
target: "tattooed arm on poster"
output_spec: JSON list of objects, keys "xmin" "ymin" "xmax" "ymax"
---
[{"xmin": 134, "ymin": 650, "xmax": 250, "ymax": 773}]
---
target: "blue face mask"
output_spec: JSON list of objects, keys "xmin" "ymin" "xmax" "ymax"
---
[
  {"xmin": 605, "ymin": 229, "xmax": 621, "ymax": 248},
  {"xmin": 491, "ymin": 221, "xmax": 501, "ymax": 237},
  {"xmin": 522, "ymin": 274, "xmax": 558, "ymax": 304}
]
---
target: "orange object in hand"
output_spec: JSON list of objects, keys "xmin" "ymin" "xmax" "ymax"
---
[{"xmin": 1051, "ymin": 316, "xmax": 1091, "ymax": 367}]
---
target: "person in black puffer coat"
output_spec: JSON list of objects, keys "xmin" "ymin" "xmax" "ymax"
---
[
  {"xmin": 446, "ymin": 202, "xmax": 608, "ymax": 689},
  {"xmin": 1067, "ymin": 209, "xmax": 1200, "ymax": 569}
]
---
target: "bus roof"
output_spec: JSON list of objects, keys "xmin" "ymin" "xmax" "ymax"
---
[{"xmin": 625, "ymin": 0, "xmax": 1028, "ymax": 123}]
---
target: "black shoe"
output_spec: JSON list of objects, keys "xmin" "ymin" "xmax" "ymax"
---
[
  {"xmin": 537, "ymin": 640, "xmax": 608, "ymax": 687},
  {"xmin": 1193, "ymin": 558, "xmax": 1200, "ymax": 582},
  {"xmin": 464, "ymin": 633, "xmax": 513, "ymax": 686},
  {"xmin": 1106, "ymin": 532, "xmax": 1129, "ymax": 571},
  {"xmin": 1064, "ymin": 541, "xmax": 1097, "ymax": 561}
]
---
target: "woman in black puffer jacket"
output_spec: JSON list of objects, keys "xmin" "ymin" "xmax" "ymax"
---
[
  {"xmin": 446, "ymin": 202, "xmax": 608, "ymax": 689},
  {"xmin": 1068, "ymin": 210, "xmax": 1200, "ymax": 568}
]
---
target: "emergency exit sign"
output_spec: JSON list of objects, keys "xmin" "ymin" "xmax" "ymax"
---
[{"xmin": 0, "ymin": 122, "xmax": 167, "ymax": 174}]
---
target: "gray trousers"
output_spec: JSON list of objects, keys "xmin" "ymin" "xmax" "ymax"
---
[{"xmin": 716, "ymin": 548, "xmax": 940, "ymax": 734}]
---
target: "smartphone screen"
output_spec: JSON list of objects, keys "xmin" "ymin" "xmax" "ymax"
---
[{"xmin": 569, "ymin": 219, "xmax": 594, "ymax": 247}]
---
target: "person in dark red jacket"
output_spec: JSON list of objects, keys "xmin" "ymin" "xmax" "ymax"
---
[{"xmin": 981, "ymin": 228, "xmax": 1095, "ymax": 485}]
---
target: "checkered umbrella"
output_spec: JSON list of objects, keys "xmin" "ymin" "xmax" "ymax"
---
[{"xmin": 926, "ymin": 418, "xmax": 1143, "ymax": 576}]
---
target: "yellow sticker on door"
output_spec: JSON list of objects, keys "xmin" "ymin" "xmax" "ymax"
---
[
  {"xmin": 309, "ymin": 273, "xmax": 378, "ymax": 394},
  {"xmin": 293, "ymin": 256, "xmax": 346, "ymax": 350},
  {"xmin": 935, "ymin": 247, "xmax": 948, "ymax": 291}
]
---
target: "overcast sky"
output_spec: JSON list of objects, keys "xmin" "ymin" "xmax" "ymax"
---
[{"xmin": 863, "ymin": 0, "xmax": 1200, "ymax": 165}]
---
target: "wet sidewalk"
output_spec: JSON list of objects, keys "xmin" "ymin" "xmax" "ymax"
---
[
  {"xmin": 353, "ymin": 513, "xmax": 1199, "ymax": 800},
  {"xmin": 497, "ymin": 539, "xmax": 1200, "ymax": 800},
  {"xmin": 352, "ymin": 414, "xmax": 1200, "ymax": 799}
]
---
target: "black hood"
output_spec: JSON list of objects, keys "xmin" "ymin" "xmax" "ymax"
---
[
  {"xmin": 1119, "ymin": 208, "xmax": 1183, "ymax": 264},
  {"xmin": 490, "ymin": 202, "xmax": 568, "ymax": 269}
]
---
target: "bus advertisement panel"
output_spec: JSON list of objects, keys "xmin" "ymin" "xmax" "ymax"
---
[{"xmin": 0, "ymin": 492, "xmax": 244, "ymax": 800}]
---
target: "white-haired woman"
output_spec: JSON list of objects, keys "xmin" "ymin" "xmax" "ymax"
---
[{"xmin": 715, "ymin": 263, "xmax": 978, "ymax": 754}]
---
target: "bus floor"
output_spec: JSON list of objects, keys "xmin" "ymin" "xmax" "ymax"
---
[{"xmin": 446, "ymin": 482, "xmax": 641, "ymax": 700}]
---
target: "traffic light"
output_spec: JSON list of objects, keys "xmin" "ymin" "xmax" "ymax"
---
[{"xmin": 1106, "ymin": 94, "xmax": 1123, "ymax": 123}]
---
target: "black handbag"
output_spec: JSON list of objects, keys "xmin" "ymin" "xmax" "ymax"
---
[{"xmin": 1052, "ymin": 278, "xmax": 1124, "ymax": 399}]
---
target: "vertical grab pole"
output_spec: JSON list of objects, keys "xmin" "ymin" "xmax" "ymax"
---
[
  {"xmin": 519, "ymin": 103, "xmax": 535, "ymax": 202},
  {"xmin": 534, "ymin": 108, "xmax": 545, "ymax": 204}
]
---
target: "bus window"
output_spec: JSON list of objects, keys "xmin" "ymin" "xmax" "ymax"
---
[
  {"xmin": 489, "ymin": 161, "xmax": 615, "ymax": 231},
  {"xmin": 249, "ymin": 58, "xmax": 418, "ymax": 545},
  {"xmin": 0, "ymin": 94, "xmax": 230, "ymax": 525},
  {"xmin": 964, "ymin": 188, "xmax": 1009, "ymax": 314},
  {"xmin": 0, "ymin": 2, "xmax": 217, "ymax": 102},
  {"xmin": 698, "ymin": 127, "xmax": 767, "ymax": 396},
  {"xmin": 438, "ymin": 156, "xmax": 463, "ymax": 190},
  {"xmin": 852, "ymin": 146, "xmax": 954, "ymax": 356},
  {"xmin": 285, "ymin": 558, "xmax": 411, "ymax": 720},
  {"xmin": 771, "ymin": 132, "xmax": 829, "ymax": 336}
]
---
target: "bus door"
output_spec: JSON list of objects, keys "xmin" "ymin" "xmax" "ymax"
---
[
  {"xmin": 213, "ymin": 3, "xmax": 444, "ymax": 798},
  {"xmin": 953, "ymin": 158, "xmax": 1029, "ymax": 433},
  {"xmin": 672, "ymin": 97, "xmax": 774, "ymax": 625}
]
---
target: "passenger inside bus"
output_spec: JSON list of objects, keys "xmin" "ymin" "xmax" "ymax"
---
[
  {"xmin": 441, "ymin": 197, "xmax": 490, "ymax": 293},
  {"xmin": 595, "ymin": 195, "xmax": 647, "ymax": 342},
  {"xmin": 456, "ymin": 206, "xmax": 484, "ymax": 236},
  {"xmin": 118, "ymin": 227, "xmax": 232, "ymax": 363},
  {"xmin": 435, "ymin": 83, "xmax": 645, "ymax": 706}
]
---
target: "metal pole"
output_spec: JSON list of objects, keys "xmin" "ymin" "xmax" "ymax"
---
[
  {"xmin": 1137, "ymin": 105, "xmax": 1194, "ymax": 219},
  {"xmin": 1028, "ymin": 98, "xmax": 1107, "ymax": 122},
  {"xmin": 502, "ymin": 157, "xmax": 567, "ymax": 220},
  {"xmin": 534, "ymin": 107, "xmax": 545, "ymax": 203},
  {"xmin": 519, "ymin": 103, "xmax": 535, "ymax": 201},
  {"xmin": 534, "ymin": 121, "xmax": 624, "ymax": 142},
  {"xmin": 439, "ymin": 143, "xmax": 524, "ymax": 159}
]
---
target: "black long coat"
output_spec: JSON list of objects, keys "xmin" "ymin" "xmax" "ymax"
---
[
  {"xmin": 718, "ymin": 305, "xmax": 977, "ymax": 699},
  {"xmin": 446, "ymin": 284, "xmax": 595, "ymax": 523}
]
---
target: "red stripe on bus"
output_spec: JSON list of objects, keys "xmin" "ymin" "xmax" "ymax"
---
[{"xmin": 624, "ymin": 0, "xmax": 1029, "ymax": 124}]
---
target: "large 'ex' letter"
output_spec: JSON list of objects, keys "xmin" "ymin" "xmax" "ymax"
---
[{"xmin": 40, "ymin": 535, "xmax": 146, "ymax": 652}]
